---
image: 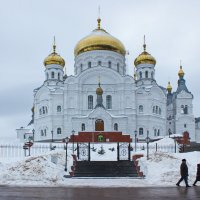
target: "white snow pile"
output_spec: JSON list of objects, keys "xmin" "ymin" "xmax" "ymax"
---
[{"xmin": 0, "ymin": 146, "xmax": 199, "ymax": 187}]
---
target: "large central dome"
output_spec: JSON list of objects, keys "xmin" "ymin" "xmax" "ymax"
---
[{"xmin": 74, "ymin": 18, "xmax": 126, "ymax": 56}]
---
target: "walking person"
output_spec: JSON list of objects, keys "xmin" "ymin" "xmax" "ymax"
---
[
  {"xmin": 193, "ymin": 164, "xmax": 200, "ymax": 186},
  {"xmin": 176, "ymin": 159, "xmax": 191, "ymax": 187}
]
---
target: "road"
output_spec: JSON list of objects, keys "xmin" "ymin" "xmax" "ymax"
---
[{"xmin": 0, "ymin": 186, "xmax": 199, "ymax": 200}]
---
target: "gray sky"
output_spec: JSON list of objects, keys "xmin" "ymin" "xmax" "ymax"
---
[{"xmin": 0, "ymin": 0, "xmax": 200, "ymax": 139}]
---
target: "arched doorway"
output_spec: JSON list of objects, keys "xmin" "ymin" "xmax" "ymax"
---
[{"xmin": 95, "ymin": 119, "xmax": 104, "ymax": 131}]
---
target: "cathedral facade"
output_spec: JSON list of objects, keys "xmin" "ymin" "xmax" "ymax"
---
[{"xmin": 22, "ymin": 18, "xmax": 200, "ymax": 142}]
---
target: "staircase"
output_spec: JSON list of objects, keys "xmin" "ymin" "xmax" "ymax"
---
[{"xmin": 73, "ymin": 161, "xmax": 139, "ymax": 177}]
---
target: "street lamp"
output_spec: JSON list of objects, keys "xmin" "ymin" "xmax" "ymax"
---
[
  {"xmin": 51, "ymin": 130, "xmax": 53, "ymax": 142},
  {"xmin": 32, "ymin": 129, "xmax": 35, "ymax": 142},
  {"xmin": 64, "ymin": 137, "xmax": 70, "ymax": 172},
  {"xmin": 145, "ymin": 130, "xmax": 150, "ymax": 160},
  {"xmin": 134, "ymin": 130, "xmax": 137, "ymax": 152},
  {"xmin": 72, "ymin": 129, "xmax": 75, "ymax": 154}
]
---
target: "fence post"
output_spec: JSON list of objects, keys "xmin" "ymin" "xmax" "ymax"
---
[
  {"xmin": 77, "ymin": 143, "xmax": 79, "ymax": 159},
  {"xmin": 117, "ymin": 142, "xmax": 119, "ymax": 161},
  {"xmin": 156, "ymin": 143, "xmax": 157, "ymax": 152},
  {"xmin": 88, "ymin": 142, "xmax": 90, "ymax": 161},
  {"xmin": 128, "ymin": 142, "xmax": 131, "ymax": 161}
]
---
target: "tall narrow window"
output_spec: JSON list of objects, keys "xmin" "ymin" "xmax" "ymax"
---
[
  {"xmin": 57, "ymin": 105, "xmax": 61, "ymax": 112},
  {"xmin": 156, "ymin": 106, "xmax": 158, "ymax": 114},
  {"xmin": 139, "ymin": 105, "xmax": 143, "ymax": 113},
  {"xmin": 154, "ymin": 129, "xmax": 157, "ymax": 136},
  {"xmin": 58, "ymin": 73, "xmax": 60, "ymax": 80},
  {"xmin": 39, "ymin": 109, "xmax": 42, "ymax": 115},
  {"xmin": 88, "ymin": 62, "xmax": 91, "ymax": 68},
  {"xmin": 47, "ymin": 73, "xmax": 49, "ymax": 80},
  {"xmin": 81, "ymin": 123, "xmax": 85, "ymax": 131},
  {"xmin": 181, "ymin": 105, "xmax": 184, "ymax": 114},
  {"xmin": 151, "ymin": 72, "xmax": 154, "ymax": 79},
  {"xmin": 57, "ymin": 128, "xmax": 61, "ymax": 134},
  {"xmin": 51, "ymin": 72, "xmax": 54, "ymax": 79},
  {"xmin": 80, "ymin": 64, "xmax": 83, "ymax": 72},
  {"xmin": 88, "ymin": 95, "xmax": 93, "ymax": 109},
  {"xmin": 108, "ymin": 61, "xmax": 112, "ymax": 68},
  {"xmin": 184, "ymin": 105, "xmax": 188, "ymax": 114},
  {"xmin": 44, "ymin": 129, "xmax": 46, "ymax": 136},
  {"xmin": 45, "ymin": 106, "xmax": 48, "ymax": 114},
  {"xmin": 98, "ymin": 61, "xmax": 102, "ymax": 66},
  {"xmin": 153, "ymin": 106, "xmax": 155, "ymax": 113},
  {"xmin": 42, "ymin": 106, "xmax": 45, "ymax": 114},
  {"xmin": 157, "ymin": 129, "xmax": 160, "ymax": 136},
  {"xmin": 159, "ymin": 108, "xmax": 161, "ymax": 115},
  {"xmin": 106, "ymin": 95, "xmax": 112, "ymax": 109},
  {"xmin": 41, "ymin": 130, "xmax": 44, "ymax": 136},
  {"xmin": 139, "ymin": 128, "xmax": 143, "ymax": 135},
  {"xmin": 114, "ymin": 123, "xmax": 118, "ymax": 131},
  {"xmin": 139, "ymin": 71, "xmax": 142, "ymax": 79},
  {"xmin": 117, "ymin": 63, "xmax": 120, "ymax": 72},
  {"xmin": 145, "ymin": 71, "xmax": 148, "ymax": 78}
]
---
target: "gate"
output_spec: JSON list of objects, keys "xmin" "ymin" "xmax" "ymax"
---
[
  {"xmin": 117, "ymin": 143, "xmax": 130, "ymax": 161},
  {"xmin": 77, "ymin": 143, "xmax": 90, "ymax": 161}
]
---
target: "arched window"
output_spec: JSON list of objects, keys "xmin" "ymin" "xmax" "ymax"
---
[
  {"xmin": 114, "ymin": 123, "xmax": 118, "ymax": 131},
  {"xmin": 108, "ymin": 61, "xmax": 112, "ymax": 68},
  {"xmin": 88, "ymin": 95, "xmax": 93, "ymax": 109},
  {"xmin": 139, "ymin": 71, "xmax": 142, "ymax": 79},
  {"xmin": 47, "ymin": 73, "xmax": 49, "ymax": 80},
  {"xmin": 80, "ymin": 64, "xmax": 83, "ymax": 72},
  {"xmin": 151, "ymin": 72, "xmax": 154, "ymax": 79},
  {"xmin": 117, "ymin": 63, "xmax": 120, "ymax": 72},
  {"xmin": 153, "ymin": 106, "xmax": 155, "ymax": 113},
  {"xmin": 106, "ymin": 95, "xmax": 112, "ymax": 109},
  {"xmin": 42, "ymin": 106, "xmax": 45, "ymax": 114},
  {"xmin": 98, "ymin": 61, "xmax": 102, "ymax": 66},
  {"xmin": 159, "ymin": 108, "xmax": 161, "ymax": 115},
  {"xmin": 45, "ymin": 106, "xmax": 48, "ymax": 114},
  {"xmin": 41, "ymin": 130, "xmax": 44, "ymax": 136},
  {"xmin": 145, "ymin": 71, "xmax": 148, "ymax": 78},
  {"xmin": 81, "ymin": 123, "xmax": 85, "ymax": 131},
  {"xmin": 139, "ymin": 128, "xmax": 143, "ymax": 135},
  {"xmin": 51, "ymin": 72, "xmax": 54, "ymax": 79},
  {"xmin": 57, "ymin": 105, "xmax": 61, "ymax": 112},
  {"xmin": 88, "ymin": 62, "xmax": 91, "ymax": 68},
  {"xmin": 156, "ymin": 106, "xmax": 158, "ymax": 114},
  {"xmin": 139, "ymin": 105, "xmax": 143, "ymax": 113},
  {"xmin": 58, "ymin": 73, "xmax": 60, "ymax": 80},
  {"xmin": 44, "ymin": 129, "xmax": 46, "ymax": 136},
  {"xmin": 154, "ymin": 129, "xmax": 157, "ymax": 136},
  {"xmin": 57, "ymin": 128, "xmax": 61, "ymax": 134},
  {"xmin": 181, "ymin": 105, "xmax": 184, "ymax": 114},
  {"xmin": 157, "ymin": 129, "xmax": 160, "ymax": 136},
  {"xmin": 184, "ymin": 105, "xmax": 188, "ymax": 114}
]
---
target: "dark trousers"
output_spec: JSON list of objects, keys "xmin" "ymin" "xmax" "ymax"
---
[{"xmin": 177, "ymin": 176, "xmax": 189, "ymax": 186}]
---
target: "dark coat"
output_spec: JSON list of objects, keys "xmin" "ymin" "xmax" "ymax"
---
[
  {"xmin": 180, "ymin": 163, "xmax": 188, "ymax": 177},
  {"xmin": 196, "ymin": 164, "xmax": 200, "ymax": 180}
]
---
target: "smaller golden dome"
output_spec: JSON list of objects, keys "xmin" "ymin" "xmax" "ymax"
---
[
  {"xmin": 134, "ymin": 37, "xmax": 156, "ymax": 67},
  {"xmin": 44, "ymin": 39, "xmax": 65, "ymax": 68},
  {"xmin": 167, "ymin": 81, "xmax": 172, "ymax": 93},
  {"xmin": 96, "ymin": 81, "xmax": 103, "ymax": 95},
  {"xmin": 178, "ymin": 66, "xmax": 184, "ymax": 77}
]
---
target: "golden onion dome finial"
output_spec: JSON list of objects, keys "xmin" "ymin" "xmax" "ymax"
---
[
  {"xmin": 96, "ymin": 76, "xmax": 103, "ymax": 95},
  {"xmin": 178, "ymin": 62, "xmax": 185, "ymax": 78},
  {"xmin": 43, "ymin": 37, "xmax": 65, "ymax": 68},
  {"xmin": 167, "ymin": 81, "xmax": 172, "ymax": 93},
  {"xmin": 134, "ymin": 36, "xmax": 156, "ymax": 67}
]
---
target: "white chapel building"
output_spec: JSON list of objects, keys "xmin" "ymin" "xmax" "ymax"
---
[{"xmin": 17, "ymin": 18, "xmax": 200, "ymax": 143}]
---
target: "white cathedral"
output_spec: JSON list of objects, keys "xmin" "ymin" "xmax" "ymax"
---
[{"xmin": 17, "ymin": 17, "xmax": 200, "ymax": 143}]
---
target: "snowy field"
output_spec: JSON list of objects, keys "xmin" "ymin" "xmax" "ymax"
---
[{"xmin": 0, "ymin": 143, "xmax": 199, "ymax": 187}]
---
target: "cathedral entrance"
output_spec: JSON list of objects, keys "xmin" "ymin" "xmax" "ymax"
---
[{"xmin": 95, "ymin": 119, "xmax": 104, "ymax": 131}]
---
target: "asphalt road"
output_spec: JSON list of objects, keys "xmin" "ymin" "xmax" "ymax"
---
[{"xmin": 0, "ymin": 186, "xmax": 199, "ymax": 200}]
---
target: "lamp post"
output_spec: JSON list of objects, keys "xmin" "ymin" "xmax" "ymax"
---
[
  {"xmin": 51, "ymin": 130, "xmax": 53, "ymax": 142},
  {"xmin": 72, "ymin": 129, "xmax": 75, "ymax": 154},
  {"xmin": 64, "ymin": 137, "xmax": 69, "ymax": 172},
  {"xmin": 168, "ymin": 128, "xmax": 171, "ymax": 138},
  {"xmin": 145, "ymin": 130, "xmax": 150, "ymax": 160},
  {"xmin": 134, "ymin": 130, "xmax": 137, "ymax": 152},
  {"xmin": 32, "ymin": 129, "xmax": 35, "ymax": 142}
]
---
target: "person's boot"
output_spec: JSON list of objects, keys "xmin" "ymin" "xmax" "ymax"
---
[
  {"xmin": 193, "ymin": 183, "xmax": 196, "ymax": 186},
  {"xmin": 176, "ymin": 183, "xmax": 180, "ymax": 186},
  {"xmin": 186, "ymin": 185, "xmax": 191, "ymax": 187}
]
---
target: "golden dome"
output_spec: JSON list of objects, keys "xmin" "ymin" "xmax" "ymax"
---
[
  {"xmin": 134, "ymin": 37, "xmax": 156, "ymax": 66},
  {"xmin": 74, "ymin": 18, "xmax": 126, "ymax": 56},
  {"xmin": 167, "ymin": 81, "xmax": 172, "ymax": 93},
  {"xmin": 44, "ymin": 40, "xmax": 65, "ymax": 68},
  {"xmin": 96, "ymin": 80, "xmax": 103, "ymax": 95},
  {"xmin": 178, "ymin": 66, "xmax": 184, "ymax": 77}
]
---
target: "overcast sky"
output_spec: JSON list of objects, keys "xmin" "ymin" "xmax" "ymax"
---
[{"xmin": 0, "ymin": 0, "xmax": 200, "ymax": 139}]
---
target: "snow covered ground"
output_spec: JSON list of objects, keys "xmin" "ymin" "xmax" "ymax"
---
[{"xmin": 0, "ymin": 149, "xmax": 199, "ymax": 187}]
